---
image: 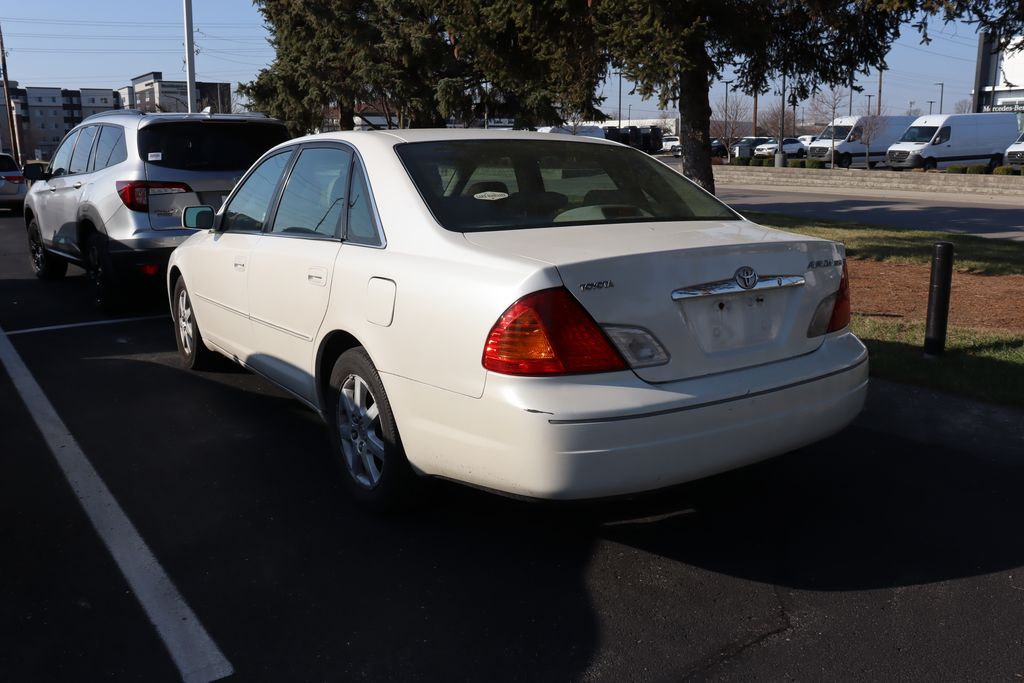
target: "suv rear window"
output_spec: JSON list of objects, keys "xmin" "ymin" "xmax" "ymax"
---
[
  {"xmin": 0, "ymin": 155, "xmax": 18, "ymax": 171},
  {"xmin": 137, "ymin": 121, "xmax": 289, "ymax": 171}
]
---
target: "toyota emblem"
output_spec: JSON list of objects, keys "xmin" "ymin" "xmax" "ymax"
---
[{"xmin": 734, "ymin": 266, "xmax": 758, "ymax": 290}]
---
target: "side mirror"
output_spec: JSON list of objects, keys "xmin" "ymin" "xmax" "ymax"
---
[
  {"xmin": 23, "ymin": 164, "xmax": 50, "ymax": 182},
  {"xmin": 182, "ymin": 205, "xmax": 215, "ymax": 230}
]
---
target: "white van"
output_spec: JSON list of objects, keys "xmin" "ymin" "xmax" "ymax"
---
[
  {"xmin": 806, "ymin": 115, "xmax": 916, "ymax": 168},
  {"xmin": 1005, "ymin": 130, "xmax": 1024, "ymax": 168},
  {"xmin": 886, "ymin": 113, "xmax": 1022, "ymax": 170}
]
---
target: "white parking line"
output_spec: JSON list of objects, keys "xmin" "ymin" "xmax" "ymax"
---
[
  {"xmin": 0, "ymin": 324, "xmax": 233, "ymax": 683},
  {"xmin": 5, "ymin": 314, "xmax": 168, "ymax": 337}
]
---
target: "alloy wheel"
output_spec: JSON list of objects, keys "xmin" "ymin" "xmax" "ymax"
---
[
  {"xmin": 177, "ymin": 289, "xmax": 194, "ymax": 356},
  {"xmin": 336, "ymin": 373, "xmax": 385, "ymax": 489}
]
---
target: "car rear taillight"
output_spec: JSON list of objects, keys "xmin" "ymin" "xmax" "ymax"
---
[
  {"xmin": 115, "ymin": 180, "xmax": 192, "ymax": 212},
  {"xmin": 826, "ymin": 261, "xmax": 851, "ymax": 332},
  {"xmin": 1, "ymin": 174, "xmax": 24, "ymax": 184},
  {"xmin": 483, "ymin": 288, "xmax": 627, "ymax": 376}
]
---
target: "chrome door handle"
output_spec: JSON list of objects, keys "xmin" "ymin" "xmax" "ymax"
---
[
  {"xmin": 48, "ymin": 185, "xmax": 56, "ymax": 192},
  {"xmin": 307, "ymin": 267, "xmax": 327, "ymax": 286},
  {"xmin": 73, "ymin": 182, "xmax": 82, "ymax": 189}
]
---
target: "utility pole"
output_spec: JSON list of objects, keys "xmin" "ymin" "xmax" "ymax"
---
[
  {"xmin": 183, "ymin": 0, "xmax": 197, "ymax": 113},
  {"xmin": 934, "ymin": 81, "xmax": 944, "ymax": 114},
  {"xmin": 776, "ymin": 73, "xmax": 786, "ymax": 167},
  {"xmin": 866, "ymin": 94, "xmax": 873, "ymax": 113},
  {"xmin": 927, "ymin": 100, "xmax": 935, "ymax": 115},
  {"xmin": 722, "ymin": 79, "xmax": 733, "ymax": 148},
  {"xmin": 877, "ymin": 68, "xmax": 883, "ymax": 115},
  {"xmin": 752, "ymin": 92, "xmax": 758, "ymax": 136},
  {"xmin": 617, "ymin": 69, "xmax": 622, "ymax": 126},
  {"xmin": 0, "ymin": 21, "xmax": 22, "ymax": 164}
]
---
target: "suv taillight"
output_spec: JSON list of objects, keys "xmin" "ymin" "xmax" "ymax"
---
[
  {"xmin": 2, "ymin": 174, "xmax": 24, "ymax": 184},
  {"xmin": 115, "ymin": 180, "xmax": 192, "ymax": 212},
  {"xmin": 826, "ymin": 261, "xmax": 851, "ymax": 332},
  {"xmin": 482, "ymin": 288, "xmax": 627, "ymax": 376}
]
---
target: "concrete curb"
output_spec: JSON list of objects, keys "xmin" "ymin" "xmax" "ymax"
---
[
  {"xmin": 709, "ymin": 165, "xmax": 1024, "ymax": 197},
  {"xmin": 855, "ymin": 378, "xmax": 1024, "ymax": 459}
]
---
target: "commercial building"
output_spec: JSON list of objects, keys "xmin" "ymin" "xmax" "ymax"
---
[
  {"xmin": 2, "ymin": 84, "xmax": 121, "ymax": 160},
  {"xmin": 129, "ymin": 72, "xmax": 231, "ymax": 114},
  {"xmin": 973, "ymin": 34, "xmax": 1024, "ymax": 113}
]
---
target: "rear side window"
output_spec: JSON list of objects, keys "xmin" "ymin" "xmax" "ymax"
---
[
  {"xmin": 69, "ymin": 126, "xmax": 99, "ymax": 174},
  {"xmin": 90, "ymin": 126, "xmax": 127, "ymax": 171},
  {"xmin": 271, "ymin": 146, "xmax": 352, "ymax": 238},
  {"xmin": 137, "ymin": 121, "xmax": 289, "ymax": 172}
]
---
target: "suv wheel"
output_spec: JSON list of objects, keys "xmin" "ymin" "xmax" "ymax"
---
[
  {"xmin": 86, "ymin": 233, "xmax": 120, "ymax": 311},
  {"xmin": 28, "ymin": 219, "xmax": 68, "ymax": 280}
]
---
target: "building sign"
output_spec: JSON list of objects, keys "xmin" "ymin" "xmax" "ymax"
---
[{"xmin": 983, "ymin": 104, "xmax": 1024, "ymax": 112}]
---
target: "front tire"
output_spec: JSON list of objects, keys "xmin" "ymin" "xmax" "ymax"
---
[
  {"xmin": 27, "ymin": 219, "xmax": 68, "ymax": 280},
  {"xmin": 326, "ymin": 348, "xmax": 419, "ymax": 511},
  {"xmin": 838, "ymin": 153, "xmax": 852, "ymax": 169},
  {"xmin": 172, "ymin": 277, "xmax": 216, "ymax": 370}
]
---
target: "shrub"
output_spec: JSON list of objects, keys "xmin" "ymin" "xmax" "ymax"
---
[
  {"xmin": 965, "ymin": 164, "xmax": 990, "ymax": 175},
  {"xmin": 805, "ymin": 159, "xmax": 825, "ymax": 170},
  {"xmin": 945, "ymin": 165, "xmax": 967, "ymax": 174},
  {"xmin": 787, "ymin": 159, "xmax": 805, "ymax": 168},
  {"xmin": 748, "ymin": 157, "xmax": 764, "ymax": 167},
  {"xmin": 730, "ymin": 156, "xmax": 750, "ymax": 166},
  {"xmin": 993, "ymin": 165, "xmax": 1020, "ymax": 176}
]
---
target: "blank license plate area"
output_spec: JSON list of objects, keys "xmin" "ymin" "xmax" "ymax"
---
[{"xmin": 681, "ymin": 291, "xmax": 786, "ymax": 353}]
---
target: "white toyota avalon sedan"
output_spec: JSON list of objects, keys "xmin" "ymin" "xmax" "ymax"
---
[{"xmin": 168, "ymin": 129, "xmax": 867, "ymax": 508}]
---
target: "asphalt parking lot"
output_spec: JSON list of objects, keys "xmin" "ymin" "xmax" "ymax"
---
[{"xmin": 2, "ymin": 210, "xmax": 1023, "ymax": 682}]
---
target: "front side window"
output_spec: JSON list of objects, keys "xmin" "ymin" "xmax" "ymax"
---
[
  {"xmin": 819, "ymin": 125, "xmax": 853, "ymax": 141},
  {"xmin": 934, "ymin": 126, "xmax": 951, "ymax": 144},
  {"xmin": 222, "ymin": 150, "xmax": 292, "ymax": 232},
  {"xmin": 49, "ymin": 131, "xmax": 80, "ymax": 177},
  {"xmin": 69, "ymin": 126, "xmax": 99, "ymax": 174},
  {"xmin": 397, "ymin": 139, "xmax": 738, "ymax": 232},
  {"xmin": 271, "ymin": 147, "xmax": 352, "ymax": 238}
]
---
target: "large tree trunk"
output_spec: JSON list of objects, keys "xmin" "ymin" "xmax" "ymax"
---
[{"xmin": 677, "ymin": 66, "xmax": 715, "ymax": 194}]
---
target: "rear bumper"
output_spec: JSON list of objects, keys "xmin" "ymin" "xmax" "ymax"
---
[{"xmin": 385, "ymin": 330, "xmax": 869, "ymax": 500}]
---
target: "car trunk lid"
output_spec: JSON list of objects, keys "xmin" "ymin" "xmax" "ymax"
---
[{"xmin": 464, "ymin": 220, "xmax": 845, "ymax": 383}]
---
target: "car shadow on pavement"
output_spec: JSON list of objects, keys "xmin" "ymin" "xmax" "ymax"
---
[{"xmin": 595, "ymin": 428, "xmax": 1024, "ymax": 592}]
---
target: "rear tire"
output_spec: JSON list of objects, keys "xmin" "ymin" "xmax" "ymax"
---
[
  {"xmin": 172, "ymin": 277, "xmax": 217, "ymax": 370},
  {"xmin": 86, "ymin": 233, "xmax": 121, "ymax": 312},
  {"xmin": 27, "ymin": 219, "xmax": 68, "ymax": 280},
  {"xmin": 326, "ymin": 348, "xmax": 420, "ymax": 512}
]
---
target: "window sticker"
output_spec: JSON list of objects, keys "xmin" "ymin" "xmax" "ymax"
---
[
  {"xmin": 473, "ymin": 191, "xmax": 509, "ymax": 201},
  {"xmin": 148, "ymin": 152, "xmax": 163, "ymax": 161}
]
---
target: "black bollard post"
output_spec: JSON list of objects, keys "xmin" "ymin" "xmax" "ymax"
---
[{"xmin": 924, "ymin": 241, "xmax": 954, "ymax": 358}]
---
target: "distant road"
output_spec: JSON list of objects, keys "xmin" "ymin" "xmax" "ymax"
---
[{"xmin": 715, "ymin": 185, "xmax": 1024, "ymax": 241}]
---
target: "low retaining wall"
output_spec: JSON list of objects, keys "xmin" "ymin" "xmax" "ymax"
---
[{"xmin": 709, "ymin": 165, "xmax": 1024, "ymax": 197}]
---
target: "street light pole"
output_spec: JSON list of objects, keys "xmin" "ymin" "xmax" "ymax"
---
[
  {"xmin": 909, "ymin": 100, "xmax": 914, "ymax": 115},
  {"xmin": 866, "ymin": 94, "xmax": 873, "ymax": 113},
  {"xmin": 183, "ymin": 0, "xmax": 197, "ymax": 113},
  {"xmin": 722, "ymin": 79, "xmax": 733, "ymax": 152},
  {"xmin": 627, "ymin": 104, "xmax": 631, "ymax": 127},
  {"xmin": 927, "ymin": 100, "xmax": 935, "ymax": 115},
  {"xmin": 934, "ymin": 82, "xmax": 944, "ymax": 114}
]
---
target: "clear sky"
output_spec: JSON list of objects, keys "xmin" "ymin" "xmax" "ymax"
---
[{"xmin": 2, "ymin": 3, "xmax": 981, "ymax": 122}]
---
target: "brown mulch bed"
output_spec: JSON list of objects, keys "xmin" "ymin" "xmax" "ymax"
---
[{"xmin": 850, "ymin": 259, "xmax": 1024, "ymax": 331}]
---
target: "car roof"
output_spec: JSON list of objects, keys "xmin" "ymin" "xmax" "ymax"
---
[
  {"xmin": 80, "ymin": 109, "xmax": 282, "ymax": 129},
  {"xmin": 285, "ymin": 128, "xmax": 620, "ymax": 148}
]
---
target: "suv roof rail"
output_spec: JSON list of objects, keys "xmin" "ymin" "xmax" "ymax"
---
[{"xmin": 82, "ymin": 109, "xmax": 147, "ymax": 123}]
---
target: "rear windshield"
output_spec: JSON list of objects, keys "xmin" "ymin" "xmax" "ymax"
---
[
  {"xmin": 0, "ymin": 155, "xmax": 18, "ymax": 172},
  {"xmin": 899, "ymin": 126, "xmax": 938, "ymax": 143},
  {"xmin": 137, "ymin": 121, "xmax": 289, "ymax": 171},
  {"xmin": 396, "ymin": 139, "xmax": 738, "ymax": 232}
]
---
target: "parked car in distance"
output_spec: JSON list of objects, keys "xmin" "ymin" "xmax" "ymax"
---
[
  {"xmin": 886, "ymin": 112, "xmax": 1020, "ymax": 171},
  {"xmin": 730, "ymin": 136, "xmax": 770, "ymax": 158},
  {"xmin": 660, "ymin": 135, "xmax": 679, "ymax": 153},
  {"xmin": 0, "ymin": 153, "xmax": 27, "ymax": 215},
  {"xmin": 807, "ymin": 115, "xmax": 916, "ymax": 168},
  {"xmin": 1004, "ymin": 130, "xmax": 1024, "ymax": 168},
  {"xmin": 753, "ymin": 138, "xmax": 805, "ymax": 158},
  {"xmin": 797, "ymin": 135, "xmax": 818, "ymax": 148},
  {"xmin": 169, "ymin": 129, "xmax": 867, "ymax": 510},
  {"xmin": 669, "ymin": 138, "xmax": 726, "ymax": 158},
  {"xmin": 22, "ymin": 110, "xmax": 290, "ymax": 309}
]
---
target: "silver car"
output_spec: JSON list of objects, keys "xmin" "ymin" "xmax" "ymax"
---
[
  {"xmin": 0, "ymin": 153, "xmax": 27, "ymax": 215},
  {"xmin": 22, "ymin": 110, "xmax": 289, "ymax": 308}
]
